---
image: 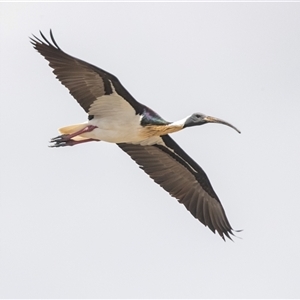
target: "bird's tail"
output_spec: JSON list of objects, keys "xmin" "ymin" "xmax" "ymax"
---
[{"xmin": 58, "ymin": 123, "xmax": 88, "ymax": 141}]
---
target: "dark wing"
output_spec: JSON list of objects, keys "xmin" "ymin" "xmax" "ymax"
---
[
  {"xmin": 118, "ymin": 135, "xmax": 236, "ymax": 240},
  {"xmin": 30, "ymin": 30, "xmax": 144, "ymax": 115}
]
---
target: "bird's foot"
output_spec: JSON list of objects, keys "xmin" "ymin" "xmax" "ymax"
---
[
  {"xmin": 50, "ymin": 134, "xmax": 71, "ymax": 143},
  {"xmin": 49, "ymin": 125, "xmax": 98, "ymax": 147},
  {"xmin": 49, "ymin": 137, "xmax": 99, "ymax": 147}
]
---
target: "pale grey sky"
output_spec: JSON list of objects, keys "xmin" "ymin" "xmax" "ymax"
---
[{"xmin": 0, "ymin": 2, "xmax": 300, "ymax": 298}]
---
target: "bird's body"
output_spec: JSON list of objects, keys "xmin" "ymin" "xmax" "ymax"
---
[
  {"xmin": 62, "ymin": 113, "xmax": 180, "ymax": 145},
  {"xmin": 31, "ymin": 30, "xmax": 240, "ymax": 240},
  {"xmin": 59, "ymin": 83, "xmax": 184, "ymax": 144}
]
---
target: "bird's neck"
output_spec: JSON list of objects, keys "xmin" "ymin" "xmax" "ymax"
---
[{"xmin": 169, "ymin": 116, "xmax": 189, "ymax": 128}]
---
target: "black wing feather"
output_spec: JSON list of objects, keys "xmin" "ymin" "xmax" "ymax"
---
[
  {"xmin": 30, "ymin": 30, "xmax": 144, "ymax": 115},
  {"xmin": 118, "ymin": 135, "xmax": 236, "ymax": 240}
]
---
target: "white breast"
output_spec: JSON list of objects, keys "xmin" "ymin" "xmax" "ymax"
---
[
  {"xmin": 80, "ymin": 88, "xmax": 144, "ymax": 143},
  {"xmin": 87, "ymin": 114, "xmax": 145, "ymax": 143}
]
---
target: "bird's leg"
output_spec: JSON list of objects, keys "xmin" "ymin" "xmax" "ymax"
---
[
  {"xmin": 51, "ymin": 125, "xmax": 98, "ymax": 141},
  {"xmin": 49, "ymin": 138, "xmax": 99, "ymax": 147},
  {"xmin": 49, "ymin": 125, "xmax": 98, "ymax": 147}
]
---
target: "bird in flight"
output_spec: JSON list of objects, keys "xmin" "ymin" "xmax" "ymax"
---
[{"xmin": 31, "ymin": 30, "xmax": 240, "ymax": 240}]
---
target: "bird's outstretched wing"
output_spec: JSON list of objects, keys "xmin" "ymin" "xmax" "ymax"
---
[
  {"xmin": 30, "ymin": 30, "xmax": 144, "ymax": 116},
  {"xmin": 118, "ymin": 135, "xmax": 236, "ymax": 240}
]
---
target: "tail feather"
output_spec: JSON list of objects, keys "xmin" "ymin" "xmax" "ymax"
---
[{"xmin": 59, "ymin": 123, "xmax": 88, "ymax": 141}]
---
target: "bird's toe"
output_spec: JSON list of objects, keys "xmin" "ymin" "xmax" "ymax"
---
[{"xmin": 50, "ymin": 134, "xmax": 70, "ymax": 143}]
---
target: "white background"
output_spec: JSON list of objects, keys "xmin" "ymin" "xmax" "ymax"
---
[{"xmin": 0, "ymin": 2, "xmax": 299, "ymax": 298}]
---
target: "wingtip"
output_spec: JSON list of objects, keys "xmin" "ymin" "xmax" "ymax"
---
[
  {"xmin": 224, "ymin": 228, "xmax": 243, "ymax": 241},
  {"xmin": 215, "ymin": 227, "xmax": 243, "ymax": 242},
  {"xmin": 30, "ymin": 29, "xmax": 61, "ymax": 50}
]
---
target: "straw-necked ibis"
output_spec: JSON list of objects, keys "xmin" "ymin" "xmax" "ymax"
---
[{"xmin": 31, "ymin": 31, "xmax": 240, "ymax": 240}]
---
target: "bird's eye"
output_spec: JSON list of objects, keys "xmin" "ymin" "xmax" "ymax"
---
[{"xmin": 195, "ymin": 114, "xmax": 201, "ymax": 118}]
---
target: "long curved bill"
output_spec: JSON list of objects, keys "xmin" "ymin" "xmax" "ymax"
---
[{"xmin": 204, "ymin": 116, "xmax": 241, "ymax": 134}]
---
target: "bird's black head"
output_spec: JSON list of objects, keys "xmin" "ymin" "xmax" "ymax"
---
[{"xmin": 183, "ymin": 112, "xmax": 241, "ymax": 133}]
